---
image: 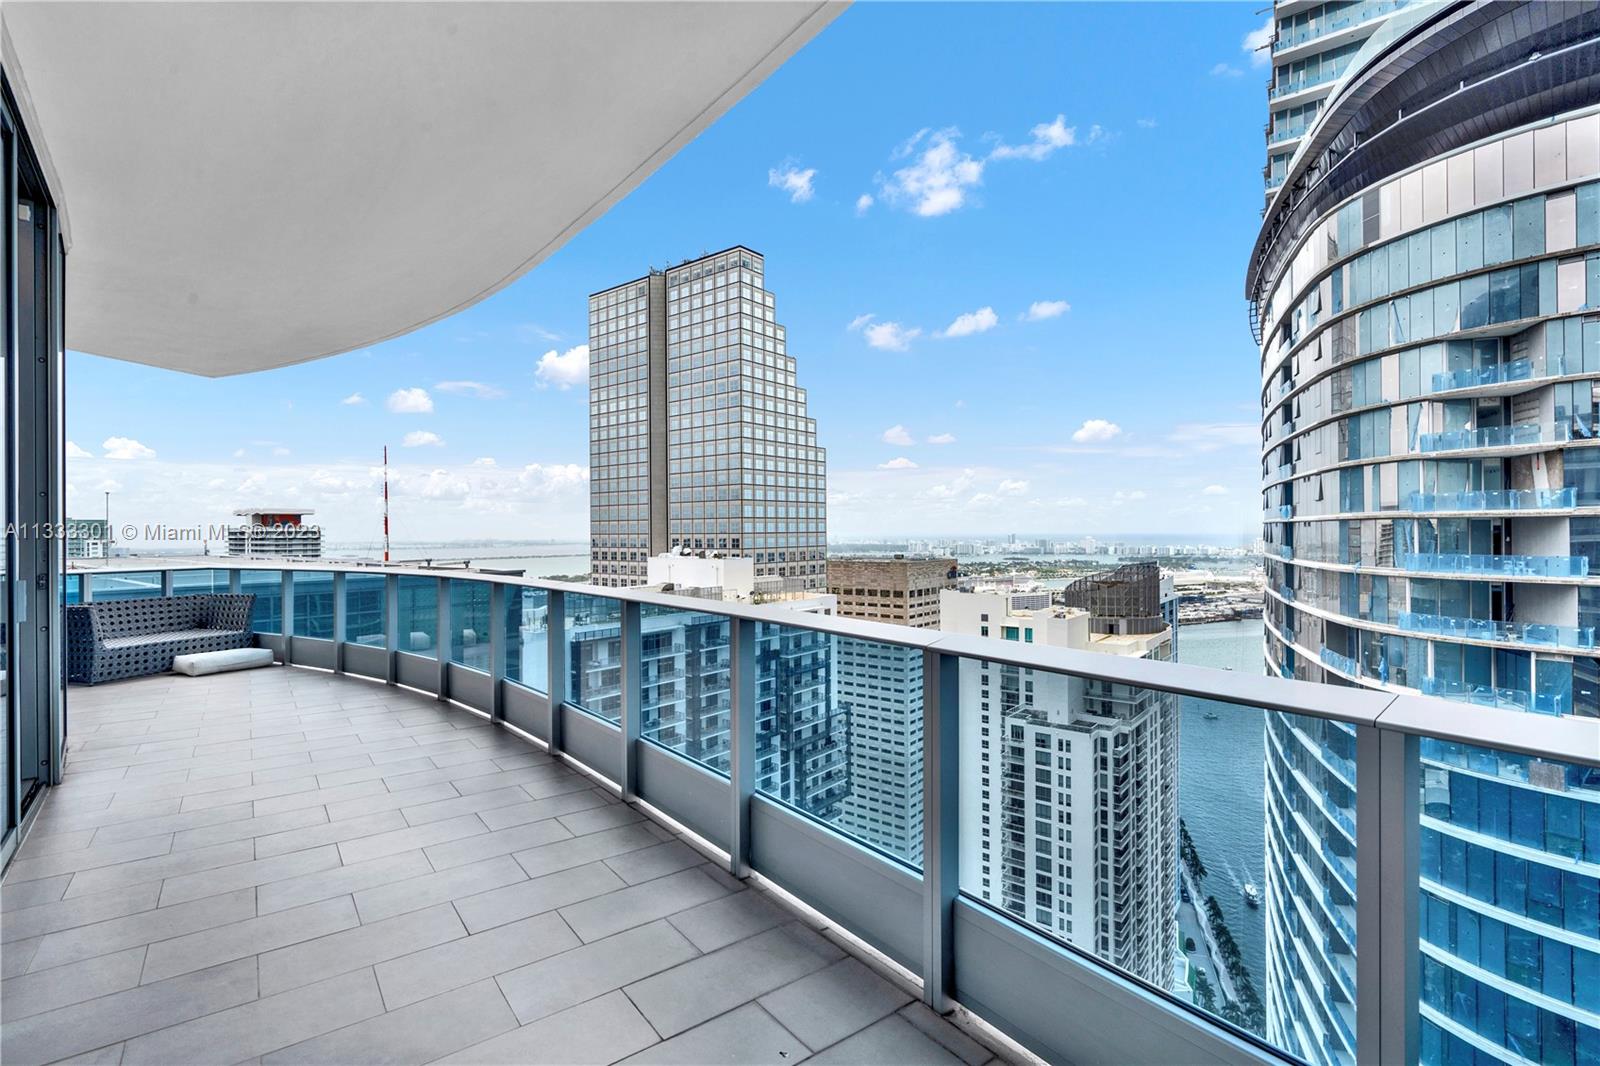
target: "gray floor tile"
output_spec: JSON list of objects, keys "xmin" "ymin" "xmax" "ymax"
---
[
  {"xmin": 624, "ymin": 924, "xmax": 839, "ymax": 1038},
  {"xmin": 665, "ymin": 886, "xmax": 792, "ymax": 953},
  {"xmin": 558, "ymin": 866, "xmax": 731, "ymax": 943},
  {"xmin": 47, "ymin": 1040, "xmax": 126, "ymax": 1064},
  {"xmin": 436, "ymin": 989, "xmax": 658, "ymax": 1065},
  {"xmin": 510, "ymin": 823, "xmax": 661, "ymax": 879},
  {"xmin": 495, "ymin": 919, "xmax": 698, "ymax": 1024},
  {"xmin": 258, "ymin": 901, "xmax": 464, "ymax": 995},
  {"xmin": 256, "ymin": 849, "xmax": 432, "ymax": 915},
  {"xmin": 453, "ymin": 861, "xmax": 625, "ymax": 935},
  {"xmin": 3, "ymin": 936, "xmax": 42, "ymax": 978},
  {"xmin": 171, "ymin": 804, "xmax": 328, "ymax": 852},
  {"xmin": 895, "ymin": 1003, "xmax": 995, "ymax": 1066},
  {"xmin": 353, "ymin": 854, "xmax": 526, "ymax": 923},
  {"xmin": 804, "ymin": 1013, "xmax": 969, "ymax": 1066},
  {"xmin": 260, "ymin": 978, "xmax": 517, "ymax": 1065},
  {"xmin": 0, "ymin": 944, "xmax": 146, "ymax": 1021},
  {"xmin": 2, "ymin": 881, "xmax": 162, "ymax": 945},
  {"xmin": 141, "ymin": 895, "xmax": 359, "ymax": 983},
  {"xmin": 759, "ymin": 958, "xmax": 913, "ymax": 1050},
  {"xmin": 374, "ymin": 910, "xmax": 577, "ymax": 1009},
  {"xmin": 59, "ymin": 840, "xmax": 254, "ymax": 900},
  {"xmin": 556, "ymin": 803, "xmax": 646, "ymax": 836},
  {"xmin": 476, "ymin": 787, "xmax": 612, "ymax": 832},
  {"xmin": 157, "ymin": 843, "xmax": 342, "ymax": 907},
  {"xmin": 0, "ymin": 873, "xmax": 74, "ymax": 912},
  {"xmin": 120, "ymin": 967, "xmax": 385, "ymax": 1065},
  {"xmin": 602, "ymin": 839, "xmax": 708, "ymax": 886},
  {"xmin": 398, "ymin": 786, "xmax": 528, "ymax": 827},
  {"xmin": 337, "ymin": 812, "xmax": 487, "ymax": 866},
  {"xmin": 3, "ymin": 835, "xmax": 175, "ymax": 885},
  {"xmin": 252, "ymin": 809, "xmax": 404, "ymax": 859},
  {"xmin": 27, "ymin": 886, "xmax": 256, "ymax": 972},
  {"xmin": 0, "ymin": 957, "xmax": 257, "ymax": 1066},
  {"xmin": 251, "ymin": 779, "xmax": 391, "ymax": 817},
  {"xmin": 323, "ymin": 782, "xmax": 458, "ymax": 822},
  {"xmin": 617, "ymin": 1002, "xmax": 811, "ymax": 1065},
  {"xmin": 421, "ymin": 814, "xmax": 570, "ymax": 871}
]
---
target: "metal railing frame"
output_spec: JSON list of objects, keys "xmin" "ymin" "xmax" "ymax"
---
[{"xmin": 64, "ymin": 558, "xmax": 1600, "ymax": 1066}]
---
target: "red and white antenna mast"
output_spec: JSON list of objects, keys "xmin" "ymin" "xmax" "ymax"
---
[{"xmin": 382, "ymin": 445, "xmax": 391, "ymax": 563}]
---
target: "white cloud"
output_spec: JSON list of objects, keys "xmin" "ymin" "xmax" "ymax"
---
[
  {"xmin": 855, "ymin": 193, "xmax": 874, "ymax": 216},
  {"xmin": 472, "ymin": 457, "xmax": 497, "ymax": 467},
  {"xmin": 516, "ymin": 323, "xmax": 561, "ymax": 343},
  {"xmin": 102, "ymin": 436, "xmax": 156, "ymax": 460},
  {"xmin": 401, "ymin": 430, "xmax": 444, "ymax": 448},
  {"xmin": 877, "ymin": 128, "xmax": 984, "ymax": 217},
  {"xmin": 1210, "ymin": 62, "xmax": 1244, "ymax": 78},
  {"xmin": 941, "ymin": 307, "xmax": 998, "ymax": 338},
  {"xmin": 535, "ymin": 344, "xmax": 590, "ymax": 390},
  {"xmin": 435, "ymin": 380, "xmax": 505, "ymax": 399},
  {"xmin": 1024, "ymin": 299, "xmax": 1070, "ymax": 321},
  {"xmin": 878, "ymin": 457, "xmax": 919, "ymax": 470},
  {"xmin": 1244, "ymin": 16, "xmax": 1274, "ymax": 67},
  {"xmin": 1170, "ymin": 422, "xmax": 1256, "ymax": 451},
  {"xmin": 998, "ymin": 479, "xmax": 1029, "ymax": 495},
  {"xmin": 66, "ymin": 440, "xmax": 93, "ymax": 459},
  {"xmin": 386, "ymin": 387, "xmax": 434, "ymax": 414},
  {"xmin": 340, "ymin": 392, "xmax": 366, "ymax": 406},
  {"xmin": 1112, "ymin": 489, "xmax": 1147, "ymax": 505},
  {"xmin": 881, "ymin": 424, "xmax": 915, "ymax": 447},
  {"xmin": 1202, "ymin": 484, "xmax": 1230, "ymax": 496},
  {"xmin": 927, "ymin": 433, "xmax": 956, "ymax": 445},
  {"xmin": 847, "ymin": 313, "xmax": 876, "ymax": 332},
  {"xmin": 767, "ymin": 163, "xmax": 817, "ymax": 204},
  {"xmin": 1071, "ymin": 419, "xmax": 1123, "ymax": 444},
  {"xmin": 864, "ymin": 321, "xmax": 921, "ymax": 352},
  {"xmin": 989, "ymin": 114, "xmax": 1079, "ymax": 162},
  {"xmin": 1136, "ymin": 118, "xmax": 1158, "ymax": 129}
]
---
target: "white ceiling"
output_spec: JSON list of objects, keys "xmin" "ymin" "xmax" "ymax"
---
[{"xmin": 2, "ymin": 1, "xmax": 840, "ymax": 376}]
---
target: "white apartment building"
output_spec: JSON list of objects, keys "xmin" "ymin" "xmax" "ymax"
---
[{"xmin": 943, "ymin": 589, "xmax": 1180, "ymax": 990}]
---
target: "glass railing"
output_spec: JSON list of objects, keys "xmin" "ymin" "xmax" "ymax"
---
[
  {"xmin": 1404, "ymin": 487, "xmax": 1575, "ymax": 512},
  {"xmin": 1429, "ymin": 358, "xmax": 1533, "ymax": 393},
  {"xmin": 57, "ymin": 558, "xmax": 1600, "ymax": 1066},
  {"xmin": 1394, "ymin": 551, "xmax": 1590, "ymax": 578},
  {"xmin": 1279, "ymin": 545, "xmax": 1295, "ymax": 560},
  {"xmin": 1273, "ymin": 0, "xmax": 1411, "ymax": 51},
  {"xmin": 1416, "ymin": 421, "xmax": 1560, "ymax": 453},
  {"xmin": 1417, "ymin": 676, "xmax": 1568, "ymax": 715},
  {"xmin": 1268, "ymin": 124, "xmax": 1310, "ymax": 145},
  {"xmin": 1396, "ymin": 610, "xmax": 1596, "ymax": 650},
  {"xmin": 1269, "ymin": 66, "xmax": 1345, "ymax": 99}
]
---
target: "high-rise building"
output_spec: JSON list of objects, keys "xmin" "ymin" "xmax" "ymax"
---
[
  {"xmin": 945, "ymin": 576, "xmax": 1180, "ymax": 990},
  {"xmin": 1250, "ymin": 4, "xmax": 1600, "ymax": 1063},
  {"xmin": 827, "ymin": 555, "xmax": 958, "ymax": 861},
  {"xmin": 65, "ymin": 518, "xmax": 110, "ymax": 559},
  {"xmin": 226, "ymin": 508, "xmax": 322, "ymax": 558},
  {"xmin": 588, "ymin": 246, "xmax": 826, "ymax": 591}
]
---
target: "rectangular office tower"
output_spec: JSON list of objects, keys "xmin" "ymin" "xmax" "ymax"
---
[{"xmin": 588, "ymin": 247, "xmax": 827, "ymax": 592}]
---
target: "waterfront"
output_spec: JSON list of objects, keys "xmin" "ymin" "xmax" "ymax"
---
[{"xmin": 1177, "ymin": 618, "xmax": 1268, "ymax": 1002}]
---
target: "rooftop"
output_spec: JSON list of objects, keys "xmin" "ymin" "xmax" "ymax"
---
[{"xmin": 1, "ymin": 668, "xmax": 1005, "ymax": 1066}]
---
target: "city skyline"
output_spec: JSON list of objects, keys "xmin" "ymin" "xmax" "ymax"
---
[{"xmin": 61, "ymin": 2, "xmax": 1272, "ymax": 547}]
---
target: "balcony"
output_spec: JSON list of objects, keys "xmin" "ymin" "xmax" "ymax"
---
[
  {"xmin": 1404, "ymin": 487, "xmax": 1576, "ymax": 513},
  {"xmin": 3, "ymin": 559, "xmax": 1590, "ymax": 1065},
  {"xmin": 1396, "ymin": 610, "xmax": 1596, "ymax": 651},
  {"xmin": 1393, "ymin": 550, "xmax": 1590, "ymax": 579},
  {"xmin": 1415, "ymin": 421, "xmax": 1568, "ymax": 454},
  {"xmin": 1271, "ymin": 0, "xmax": 1411, "ymax": 54}
]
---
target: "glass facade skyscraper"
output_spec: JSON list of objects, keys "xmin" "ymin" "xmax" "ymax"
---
[
  {"xmin": 588, "ymin": 246, "xmax": 826, "ymax": 591},
  {"xmin": 1251, "ymin": 3, "xmax": 1600, "ymax": 1064}
]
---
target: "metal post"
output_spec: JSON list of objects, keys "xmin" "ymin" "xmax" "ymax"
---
[
  {"xmin": 1355, "ymin": 724, "xmax": 1420, "ymax": 1066},
  {"xmin": 280, "ymin": 570, "xmax": 295, "ymax": 664},
  {"xmin": 160, "ymin": 570, "xmax": 174, "ymax": 597},
  {"xmin": 488, "ymin": 582, "xmax": 506, "ymax": 722},
  {"xmin": 728, "ymin": 617, "xmax": 756, "ymax": 877},
  {"xmin": 619, "ymin": 599, "xmax": 642, "ymax": 800},
  {"xmin": 80, "ymin": 573, "xmax": 93, "ymax": 602},
  {"xmin": 331, "ymin": 571, "xmax": 346, "ymax": 675},
  {"xmin": 921, "ymin": 649, "xmax": 959, "ymax": 1012},
  {"xmin": 545, "ymin": 589, "xmax": 567, "ymax": 754},
  {"xmin": 384, "ymin": 573, "xmax": 399, "ymax": 686},
  {"xmin": 228, "ymin": 569, "xmax": 241, "ymax": 595},
  {"xmin": 436, "ymin": 576, "xmax": 451, "ymax": 701}
]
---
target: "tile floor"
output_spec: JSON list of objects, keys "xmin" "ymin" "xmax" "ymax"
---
[{"xmin": 0, "ymin": 666, "xmax": 1006, "ymax": 1066}]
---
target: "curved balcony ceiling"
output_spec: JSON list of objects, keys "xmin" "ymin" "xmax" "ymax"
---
[{"xmin": 1, "ymin": 1, "xmax": 841, "ymax": 376}]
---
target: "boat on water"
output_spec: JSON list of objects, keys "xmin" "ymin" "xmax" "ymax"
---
[
  {"xmin": 1242, "ymin": 882, "xmax": 1261, "ymax": 907},
  {"xmin": 1202, "ymin": 711, "xmax": 1220, "ymax": 721}
]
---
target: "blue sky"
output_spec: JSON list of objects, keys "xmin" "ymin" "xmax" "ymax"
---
[{"xmin": 67, "ymin": 2, "xmax": 1275, "ymax": 549}]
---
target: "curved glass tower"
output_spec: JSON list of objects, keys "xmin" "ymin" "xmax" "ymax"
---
[{"xmin": 1249, "ymin": 4, "xmax": 1600, "ymax": 1064}]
